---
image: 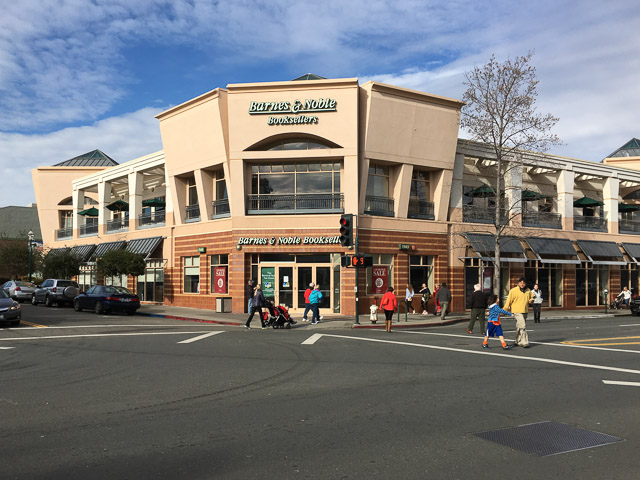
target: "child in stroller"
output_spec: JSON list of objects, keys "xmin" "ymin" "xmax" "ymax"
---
[{"xmin": 262, "ymin": 301, "xmax": 297, "ymax": 329}]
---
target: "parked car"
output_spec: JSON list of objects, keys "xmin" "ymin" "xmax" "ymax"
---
[
  {"xmin": 629, "ymin": 290, "xmax": 640, "ymax": 315},
  {"xmin": 32, "ymin": 279, "xmax": 79, "ymax": 307},
  {"xmin": 0, "ymin": 289, "xmax": 22, "ymax": 326},
  {"xmin": 2, "ymin": 280, "xmax": 37, "ymax": 303},
  {"xmin": 73, "ymin": 285, "xmax": 140, "ymax": 315}
]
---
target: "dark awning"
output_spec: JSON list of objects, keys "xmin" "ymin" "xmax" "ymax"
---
[
  {"xmin": 463, "ymin": 233, "xmax": 526, "ymax": 262},
  {"xmin": 45, "ymin": 247, "xmax": 70, "ymax": 260},
  {"xmin": 573, "ymin": 196, "xmax": 603, "ymax": 207},
  {"xmin": 125, "ymin": 236, "xmax": 163, "ymax": 259},
  {"xmin": 576, "ymin": 240, "xmax": 626, "ymax": 265},
  {"xmin": 91, "ymin": 241, "xmax": 126, "ymax": 260},
  {"xmin": 525, "ymin": 237, "xmax": 580, "ymax": 264},
  {"xmin": 70, "ymin": 244, "xmax": 96, "ymax": 263},
  {"xmin": 621, "ymin": 243, "xmax": 640, "ymax": 264}
]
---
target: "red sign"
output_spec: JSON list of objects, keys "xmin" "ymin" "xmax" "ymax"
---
[
  {"xmin": 214, "ymin": 266, "xmax": 227, "ymax": 294},
  {"xmin": 371, "ymin": 266, "xmax": 388, "ymax": 294}
]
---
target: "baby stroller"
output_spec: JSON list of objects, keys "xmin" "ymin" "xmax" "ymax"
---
[
  {"xmin": 610, "ymin": 296, "xmax": 624, "ymax": 310},
  {"xmin": 263, "ymin": 301, "xmax": 296, "ymax": 329}
]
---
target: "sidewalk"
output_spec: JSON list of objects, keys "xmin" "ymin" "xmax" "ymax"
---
[{"xmin": 136, "ymin": 304, "xmax": 634, "ymax": 330}]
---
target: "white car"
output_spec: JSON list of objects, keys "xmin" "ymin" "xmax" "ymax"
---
[{"xmin": 2, "ymin": 280, "xmax": 36, "ymax": 303}]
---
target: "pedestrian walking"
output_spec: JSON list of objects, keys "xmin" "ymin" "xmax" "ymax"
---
[
  {"xmin": 245, "ymin": 284, "xmax": 266, "ymax": 329},
  {"xmin": 466, "ymin": 283, "xmax": 488, "ymax": 334},
  {"xmin": 405, "ymin": 284, "xmax": 415, "ymax": 314},
  {"xmin": 418, "ymin": 283, "xmax": 431, "ymax": 315},
  {"xmin": 504, "ymin": 277, "xmax": 533, "ymax": 347},
  {"xmin": 532, "ymin": 283, "xmax": 543, "ymax": 323},
  {"xmin": 246, "ymin": 279, "xmax": 255, "ymax": 313},
  {"xmin": 380, "ymin": 286, "xmax": 398, "ymax": 333},
  {"xmin": 482, "ymin": 294, "xmax": 513, "ymax": 350},
  {"xmin": 432, "ymin": 283, "xmax": 440, "ymax": 315},
  {"xmin": 302, "ymin": 282, "xmax": 314, "ymax": 321},
  {"xmin": 309, "ymin": 284, "xmax": 323, "ymax": 324},
  {"xmin": 436, "ymin": 282, "xmax": 451, "ymax": 320}
]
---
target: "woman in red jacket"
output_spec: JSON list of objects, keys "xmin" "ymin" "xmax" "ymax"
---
[{"xmin": 380, "ymin": 287, "xmax": 398, "ymax": 333}]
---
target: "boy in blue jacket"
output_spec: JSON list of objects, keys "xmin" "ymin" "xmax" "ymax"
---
[{"xmin": 482, "ymin": 294, "xmax": 513, "ymax": 350}]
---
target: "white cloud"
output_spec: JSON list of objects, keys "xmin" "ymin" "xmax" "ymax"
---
[{"xmin": 0, "ymin": 107, "xmax": 163, "ymax": 206}]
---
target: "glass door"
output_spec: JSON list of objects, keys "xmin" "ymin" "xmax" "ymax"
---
[
  {"xmin": 279, "ymin": 267, "xmax": 293, "ymax": 308},
  {"xmin": 298, "ymin": 267, "xmax": 313, "ymax": 308}
]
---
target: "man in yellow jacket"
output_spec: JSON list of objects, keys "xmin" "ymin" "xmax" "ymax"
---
[{"xmin": 504, "ymin": 277, "xmax": 533, "ymax": 348}]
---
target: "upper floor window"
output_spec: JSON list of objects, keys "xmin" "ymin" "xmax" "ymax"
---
[
  {"xmin": 214, "ymin": 171, "xmax": 227, "ymax": 202},
  {"xmin": 187, "ymin": 177, "xmax": 198, "ymax": 206},
  {"xmin": 410, "ymin": 170, "xmax": 430, "ymax": 202},
  {"xmin": 250, "ymin": 162, "xmax": 340, "ymax": 195},
  {"xmin": 367, "ymin": 164, "xmax": 389, "ymax": 198},
  {"xmin": 60, "ymin": 210, "xmax": 72, "ymax": 229}
]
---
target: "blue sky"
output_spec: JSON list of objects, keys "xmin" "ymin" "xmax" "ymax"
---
[{"xmin": 1, "ymin": 0, "xmax": 639, "ymax": 206}]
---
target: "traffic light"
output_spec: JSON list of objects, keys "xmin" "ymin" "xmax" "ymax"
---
[{"xmin": 339, "ymin": 214, "xmax": 353, "ymax": 247}]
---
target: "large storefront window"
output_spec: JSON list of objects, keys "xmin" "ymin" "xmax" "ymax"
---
[
  {"xmin": 409, "ymin": 255, "xmax": 433, "ymax": 291},
  {"xmin": 575, "ymin": 264, "xmax": 609, "ymax": 306},
  {"xmin": 464, "ymin": 259, "xmax": 509, "ymax": 303},
  {"xmin": 250, "ymin": 161, "xmax": 340, "ymax": 195},
  {"xmin": 77, "ymin": 267, "xmax": 97, "ymax": 292},
  {"xmin": 524, "ymin": 261, "xmax": 563, "ymax": 307},
  {"xmin": 620, "ymin": 264, "xmax": 639, "ymax": 294},
  {"xmin": 183, "ymin": 256, "xmax": 200, "ymax": 293},
  {"xmin": 137, "ymin": 260, "xmax": 164, "ymax": 302},
  {"xmin": 104, "ymin": 274, "xmax": 127, "ymax": 288},
  {"xmin": 210, "ymin": 254, "xmax": 229, "ymax": 294}
]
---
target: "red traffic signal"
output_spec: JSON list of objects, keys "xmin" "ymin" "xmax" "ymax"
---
[{"xmin": 339, "ymin": 214, "xmax": 353, "ymax": 247}]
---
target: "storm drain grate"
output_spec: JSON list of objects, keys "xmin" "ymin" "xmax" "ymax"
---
[{"xmin": 474, "ymin": 421, "xmax": 622, "ymax": 456}]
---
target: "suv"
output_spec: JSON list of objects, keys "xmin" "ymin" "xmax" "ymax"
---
[
  {"xmin": 32, "ymin": 279, "xmax": 80, "ymax": 307},
  {"xmin": 629, "ymin": 290, "xmax": 640, "ymax": 316}
]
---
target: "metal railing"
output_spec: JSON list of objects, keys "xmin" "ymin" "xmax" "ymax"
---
[
  {"xmin": 574, "ymin": 214, "xmax": 608, "ymax": 232},
  {"xmin": 522, "ymin": 211, "xmax": 562, "ymax": 229},
  {"xmin": 138, "ymin": 210, "xmax": 166, "ymax": 227},
  {"xmin": 364, "ymin": 195, "xmax": 394, "ymax": 217},
  {"xmin": 185, "ymin": 204, "xmax": 200, "ymax": 221},
  {"xmin": 79, "ymin": 223, "xmax": 98, "ymax": 236},
  {"xmin": 106, "ymin": 218, "xmax": 128, "ymax": 233},
  {"xmin": 56, "ymin": 227, "xmax": 73, "ymax": 240},
  {"xmin": 462, "ymin": 204, "xmax": 508, "ymax": 224},
  {"xmin": 407, "ymin": 199, "xmax": 435, "ymax": 220},
  {"xmin": 211, "ymin": 199, "xmax": 230, "ymax": 219},
  {"xmin": 619, "ymin": 218, "xmax": 640, "ymax": 234},
  {"xmin": 247, "ymin": 193, "xmax": 344, "ymax": 214}
]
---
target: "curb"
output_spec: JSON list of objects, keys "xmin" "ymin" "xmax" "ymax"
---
[
  {"xmin": 136, "ymin": 311, "xmax": 243, "ymax": 326},
  {"xmin": 352, "ymin": 317, "xmax": 467, "ymax": 329}
]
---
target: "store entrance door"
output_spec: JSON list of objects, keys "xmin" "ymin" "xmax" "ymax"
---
[
  {"xmin": 260, "ymin": 265, "xmax": 294, "ymax": 308},
  {"xmin": 260, "ymin": 264, "xmax": 334, "ymax": 312}
]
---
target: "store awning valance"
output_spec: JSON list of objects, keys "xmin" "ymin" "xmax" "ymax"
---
[
  {"xmin": 621, "ymin": 243, "xmax": 640, "ymax": 264},
  {"xmin": 463, "ymin": 233, "xmax": 526, "ymax": 262},
  {"xmin": 525, "ymin": 237, "xmax": 580, "ymax": 264},
  {"xmin": 573, "ymin": 196, "xmax": 603, "ymax": 207},
  {"xmin": 125, "ymin": 236, "xmax": 163, "ymax": 259},
  {"xmin": 576, "ymin": 240, "xmax": 626, "ymax": 265},
  {"xmin": 70, "ymin": 244, "xmax": 96, "ymax": 263},
  {"xmin": 91, "ymin": 241, "xmax": 126, "ymax": 260}
]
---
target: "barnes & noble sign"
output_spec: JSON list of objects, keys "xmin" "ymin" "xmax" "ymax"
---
[{"xmin": 248, "ymin": 98, "xmax": 337, "ymax": 125}]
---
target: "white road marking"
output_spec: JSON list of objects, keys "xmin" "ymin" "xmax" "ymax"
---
[
  {"xmin": 8, "ymin": 324, "xmax": 216, "ymax": 330},
  {"xmin": 404, "ymin": 330, "xmax": 640, "ymax": 355},
  {"xmin": 619, "ymin": 324, "xmax": 640, "ymax": 327},
  {"xmin": 309, "ymin": 333, "xmax": 640, "ymax": 376},
  {"xmin": 0, "ymin": 331, "xmax": 216, "ymax": 342},
  {"xmin": 302, "ymin": 333, "xmax": 323, "ymax": 345},
  {"xmin": 177, "ymin": 331, "xmax": 223, "ymax": 343},
  {"xmin": 602, "ymin": 380, "xmax": 640, "ymax": 387},
  {"xmin": 0, "ymin": 346, "xmax": 16, "ymax": 350}
]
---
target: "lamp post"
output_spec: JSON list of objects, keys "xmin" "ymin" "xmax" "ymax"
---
[{"xmin": 28, "ymin": 230, "xmax": 34, "ymax": 282}]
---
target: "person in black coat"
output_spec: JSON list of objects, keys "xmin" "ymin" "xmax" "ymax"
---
[
  {"xmin": 466, "ymin": 283, "xmax": 488, "ymax": 334},
  {"xmin": 246, "ymin": 279, "xmax": 255, "ymax": 313},
  {"xmin": 245, "ymin": 284, "xmax": 265, "ymax": 329}
]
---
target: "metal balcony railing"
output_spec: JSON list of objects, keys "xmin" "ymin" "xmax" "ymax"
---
[
  {"xmin": 138, "ymin": 210, "xmax": 166, "ymax": 228},
  {"xmin": 522, "ymin": 211, "xmax": 562, "ymax": 229},
  {"xmin": 211, "ymin": 199, "xmax": 230, "ymax": 219},
  {"xmin": 79, "ymin": 223, "xmax": 98, "ymax": 236},
  {"xmin": 185, "ymin": 204, "xmax": 200, "ymax": 222},
  {"xmin": 574, "ymin": 214, "xmax": 608, "ymax": 232},
  {"xmin": 247, "ymin": 193, "xmax": 344, "ymax": 214},
  {"xmin": 364, "ymin": 195, "xmax": 394, "ymax": 217},
  {"xmin": 407, "ymin": 199, "xmax": 435, "ymax": 220},
  {"xmin": 619, "ymin": 218, "xmax": 640, "ymax": 234},
  {"xmin": 106, "ymin": 218, "xmax": 128, "ymax": 233},
  {"xmin": 56, "ymin": 227, "xmax": 73, "ymax": 240},
  {"xmin": 462, "ymin": 204, "xmax": 508, "ymax": 224}
]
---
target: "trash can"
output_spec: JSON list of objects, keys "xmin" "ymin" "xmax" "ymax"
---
[{"xmin": 216, "ymin": 297, "xmax": 232, "ymax": 313}]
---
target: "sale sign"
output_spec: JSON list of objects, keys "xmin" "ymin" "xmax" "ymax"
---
[
  {"xmin": 371, "ymin": 266, "xmax": 388, "ymax": 294},
  {"xmin": 214, "ymin": 266, "xmax": 227, "ymax": 294}
]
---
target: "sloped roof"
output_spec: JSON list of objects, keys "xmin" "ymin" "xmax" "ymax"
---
[
  {"xmin": 0, "ymin": 205, "xmax": 42, "ymax": 240},
  {"xmin": 54, "ymin": 149, "xmax": 118, "ymax": 167},
  {"xmin": 606, "ymin": 138, "xmax": 640, "ymax": 159},
  {"xmin": 291, "ymin": 73, "xmax": 327, "ymax": 81}
]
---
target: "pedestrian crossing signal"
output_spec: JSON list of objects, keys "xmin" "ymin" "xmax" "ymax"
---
[{"xmin": 340, "ymin": 254, "xmax": 373, "ymax": 268}]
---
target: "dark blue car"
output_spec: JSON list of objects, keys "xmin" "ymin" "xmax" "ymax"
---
[{"xmin": 73, "ymin": 285, "xmax": 140, "ymax": 315}]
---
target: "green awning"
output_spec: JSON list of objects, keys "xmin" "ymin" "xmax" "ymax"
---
[
  {"xmin": 522, "ymin": 189, "xmax": 549, "ymax": 201},
  {"xmin": 465, "ymin": 184, "xmax": 496, "ymax": 198},
  {"xmin": 142, "ymin": 198, "xmax": 166, "ymax": 208},
  {"xmin": 573, "ymin": 196, "xmax": 603, "ymax": 207},
  {"xmin": 78, "ymin": 207, "xmax": 99, "ymax": 216},
  {"xmin": 619, "ymin": 203, "xmax": 639, "ymax": 213},
  {"xmin": 106, "ymin": 199, "xmax": 129, "ymax": 211}
]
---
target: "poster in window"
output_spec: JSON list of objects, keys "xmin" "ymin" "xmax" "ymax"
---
[
  {"xmin": 214, "ymin": 266, "xmax": 227, "ymax": 294},
  {"xmin": 372, "ymin": 266, "xmax": 388, "ymax": 294}
]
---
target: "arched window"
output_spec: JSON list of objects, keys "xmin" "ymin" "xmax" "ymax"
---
[{"xmin": 246, "ymin": 135, "xmax": 340, "ymax": 151}]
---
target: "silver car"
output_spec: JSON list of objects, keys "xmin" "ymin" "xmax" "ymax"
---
[
  {"xmin": 2, "ymin": 280, "xmax": 36, "ymax": 303},
  {"xmin": 0, "ymin": 289, "xmax": 22, "ymax": 326}
]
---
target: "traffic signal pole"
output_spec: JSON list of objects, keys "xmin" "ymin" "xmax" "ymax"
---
[{"xmin": 354, "ymin": 214, "xmax": 359, "ymax": 325}]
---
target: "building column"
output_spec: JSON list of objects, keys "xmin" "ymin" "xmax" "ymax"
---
[
  {"xmin": 505, "ymin": 156, "xmax": 523, "ymax": 227},
  {"xmin": 98, "ymin": 181, "xmax": 111, "ymax": 235},
  {"xmin": 164, "ymin": 167, "xmax": 174, "ymax": 226},
  {"xmin": 195, "ymin": 168, "xmax": 214, "ymax": 221},
  {"xmin": 228, "ymin": 158, "xmax": 245, "ymax": 218},
  {"xmin": 72, "ymin": 188, "xmax": 85, "ymax": 239},
  {"xmin": 358, "ymin": 157, "xmax": 370, "ymax": 216},
  {"xmin": 394, "ymin": 164, "xmax": 413, "ymax": 219},
  {"xmin": 603, "ymin": 176, "xmax": 619, "ymax": 234},
  {"xmin": 129, "ymin": 171, "xmax": 144, "ymax": 231},
  {"xmin": 557, "ymin": 170, "xmax": 574, "ymax": 230},
  {"xmin": 343, "ymin": 155, "xmax": 359, "ymax": 215}
]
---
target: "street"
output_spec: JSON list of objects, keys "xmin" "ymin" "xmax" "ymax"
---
[{"xmin": 2, "ymin": 305, "xmax": 640, "ymax": 479}]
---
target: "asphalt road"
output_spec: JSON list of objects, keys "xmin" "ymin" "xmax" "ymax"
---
[{"xmin": 2, "ymin": 304, "xmax": 640, "ymax": 479}]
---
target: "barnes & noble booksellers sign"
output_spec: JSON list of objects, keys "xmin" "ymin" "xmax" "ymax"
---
[{"xmin": 248, "ymin": 98, "xmax": 337, "ymax": 125}]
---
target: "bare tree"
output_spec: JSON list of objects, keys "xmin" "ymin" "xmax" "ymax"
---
[{"xmin": 461, "ymin": 51, "xmax": 560, "ymax": 295}]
